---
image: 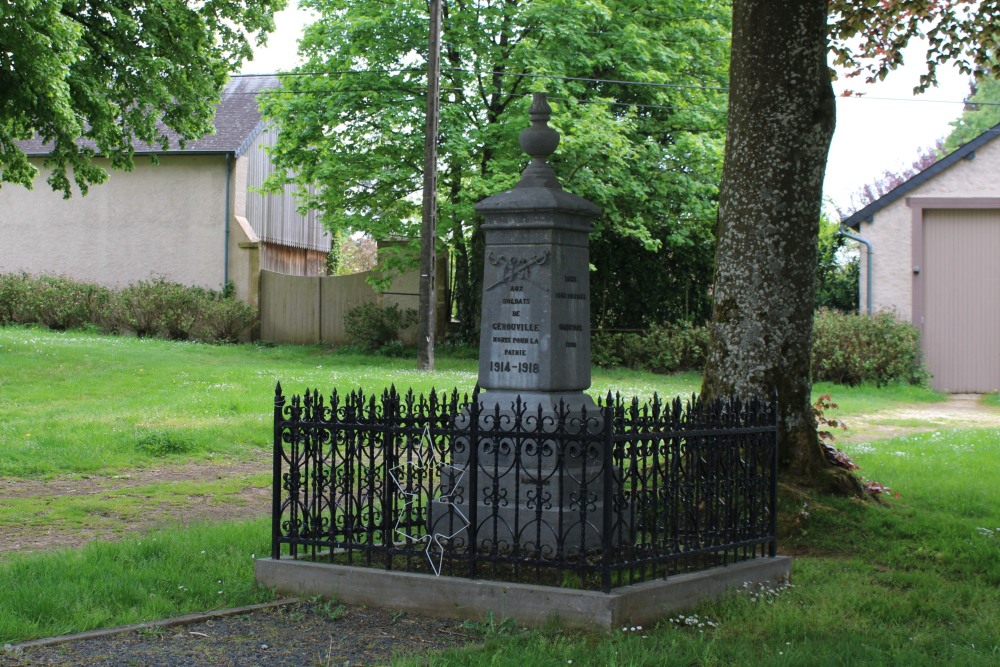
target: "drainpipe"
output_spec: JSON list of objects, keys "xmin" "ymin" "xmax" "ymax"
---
[
  {"xmin": 223, "ymin": 153, "xmax": 232, "ymax": 289},
  {"xmin": 839, "ymin": 225, "xmax": 872, "ymax": 315}
]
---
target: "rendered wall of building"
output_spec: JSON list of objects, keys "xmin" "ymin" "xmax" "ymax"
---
[{"xmin": 0, "ymin": 155, "xmax": 229, "ymax": 291}]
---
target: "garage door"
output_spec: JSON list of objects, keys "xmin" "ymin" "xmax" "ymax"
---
[{"xmin": 923, "ymin": 209, "xmax": 1000, "ymax": 392}]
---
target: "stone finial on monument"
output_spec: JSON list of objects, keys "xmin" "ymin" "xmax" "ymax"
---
[{"xmin": 516, "ymin": 94, "xmax": 562, "ymax": 189}]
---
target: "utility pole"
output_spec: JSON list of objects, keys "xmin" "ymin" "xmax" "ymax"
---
[{"xmin": 417, "ymin": 0, "xmax": 443, "ymax": 371}]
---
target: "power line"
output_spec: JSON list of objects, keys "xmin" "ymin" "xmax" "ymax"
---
[
  {"xmin": 236, "ymin": 71, "xmax": 994, "ymax": 110},
  {"xmin": 232, "ymin": 69, "xmax": 730, "ymax": 93}
]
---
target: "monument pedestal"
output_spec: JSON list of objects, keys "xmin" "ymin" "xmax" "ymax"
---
[{"xmin": 431, "ymin": 391, "xmax": 612, "ymax": 555}]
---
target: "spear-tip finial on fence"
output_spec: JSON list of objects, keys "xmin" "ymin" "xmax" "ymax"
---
[{"xmin": 516, "ymin": 92, "xmax": 563, "ymax": 190}]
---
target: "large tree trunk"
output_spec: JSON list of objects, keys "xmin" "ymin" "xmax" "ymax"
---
[{"xmin": 702, "ymin": 0, "xmax": 859, "ymax": 493}]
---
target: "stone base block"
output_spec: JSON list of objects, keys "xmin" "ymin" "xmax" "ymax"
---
[{"xmin": 254, "ymin": 555, "xmax": 793, "ymax": 630}]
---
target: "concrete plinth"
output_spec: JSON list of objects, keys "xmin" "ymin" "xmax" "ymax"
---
[{"xmin": 254, "ymin": 555, "xmax": 793, "ymax": 631}]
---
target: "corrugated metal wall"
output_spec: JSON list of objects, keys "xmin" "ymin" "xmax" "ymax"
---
[
  {"xmin": 245, "ymin": 125, "xmax": 331, "ymax": 253},
  {"xmin": 922, "ymin": 209, "xmax": 1000, "ymax": 392}
]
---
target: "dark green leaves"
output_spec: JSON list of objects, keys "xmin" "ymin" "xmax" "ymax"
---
[{"xmin": 0, "ymin": 0, "xmax": 285, "ymax": 196}]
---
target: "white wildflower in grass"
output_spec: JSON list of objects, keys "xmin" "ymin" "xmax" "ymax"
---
[
  {"xmin": 740, "ymin": 579, "xmax": 794, "ymax": 604},
  {"xmin": 669, "ymin": 613, "xmax": 719, "ymax": 630}
]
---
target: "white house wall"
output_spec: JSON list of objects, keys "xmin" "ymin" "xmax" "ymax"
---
[
  {"xmin": 857, "ymin": 137, "xmax": 1000, "ymax": 322},
  {"xmin": 0, "ymin": 155, "xmax": 228, "ymax": 291}
]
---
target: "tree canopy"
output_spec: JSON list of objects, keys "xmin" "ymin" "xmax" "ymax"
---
[
  {"xmin": 261, "ymin": 0, "xmax": 731, "ymax": 336},
  {"xmin": 0, "ymin": 0, "xmax": 286, "ymax": 196}
]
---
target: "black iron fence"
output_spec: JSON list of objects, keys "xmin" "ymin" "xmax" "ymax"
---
[{"xmin": 271, "ymin": 384, "xmax": 777, "ymax": 593}]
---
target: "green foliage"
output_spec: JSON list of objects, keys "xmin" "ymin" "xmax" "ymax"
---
[
  {"xmin": 0, "ymin": 272, "xmax": 40, "ymax": 324},
  {"xmin": 261, "ymin": 0, "xmax": 730, "ymax": 335},
  {"xmin": 32, "ymin": 276, "xmax": 111, "ymax": 331},
  {"xmin": 815, "ymin": 217, "xmax": 859, "ymax": 312},
  {"xmin": 591, "ymin": 229, "xmax": 715, "ymax": 329},
  {"xmin": 344, "ymin": 302, "xmax": 417, "ymax": 353},
  {"xmin": 198, "ymin": 294, "xmax": 259, "ymax": 344},
  {"xmin": 592, "ymin": 322, "xmax": 709, "ymax": 373},
  {"xmin": 812, "ymin": 309, "xmax": 927, "ymax": 386},
  {"xmin": 121, "ymin": 279, "xmax": 203, "ymax": 340},
  {"xmin": 0, "ymin": 0, "xmax": 285, "ymax": 196},
  {"xmin": 0, "ymin": 273, "xmax": 257, "ymax": 343},
  {"xmin": 943, "ymin": 64, "xmax": 1000, "ymax": 153}
]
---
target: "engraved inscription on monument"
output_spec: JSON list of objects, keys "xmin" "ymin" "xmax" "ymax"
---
[
  {"xmin": 484, "ymin": 250, "xmax": 546, "ymax": 382},
  {"xmin": 478, "ymin": 237, "xmax": 593, "ymax": 393}
]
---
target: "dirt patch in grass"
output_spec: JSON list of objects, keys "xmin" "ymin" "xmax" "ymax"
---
[
  {"xmin": 837, "ymin": 394, "xmax": 1000, "ymax": 445},
  {"xmin": 0, "ymin": 452, "xmax": 272, "ymax": 554},
  {"xmin": 4, "ymin": 600, "xmax": 479, "ymax": 667}
]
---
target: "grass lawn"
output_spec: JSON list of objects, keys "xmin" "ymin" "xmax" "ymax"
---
[
  {"xmin": 0, "ymin": 326, "xmax": 699, "ymax": 477},
  {"xmin": 1, "ymin": 326, "xmax": 997, "ymax": 664}
]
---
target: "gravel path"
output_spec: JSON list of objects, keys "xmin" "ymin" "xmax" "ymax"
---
[{"xmin": 3, "ymin": 601, "xmax": 478, "ymax": 666}]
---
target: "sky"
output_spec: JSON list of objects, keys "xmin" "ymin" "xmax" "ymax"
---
[{"xmin": 242, "ymin": 2, "xmax": 975, "ymax": 217}]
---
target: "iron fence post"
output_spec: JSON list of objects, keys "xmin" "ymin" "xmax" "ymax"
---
[
  {"xmin": 601, "ymin": 399, "xmax": 614, "ymax": 593},
  {"xmin": 271, "ymin": 382, "xmax": 285, "ymax": 560},
  {"xmin": 468, "ymin": 388, "xmax": 480, "ymax": 580},
  {"xmin": 384, "ymin": 390, "xmax": 398, "ymax": 569},
  {"xmin": 769, "ymin": 389, "xmax": 779, "ymax": 557}
]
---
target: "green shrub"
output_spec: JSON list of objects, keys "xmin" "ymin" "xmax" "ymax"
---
[
  {"xmin": 196, "ymin": 294, "xmax": 258, "ymax": 343},
  {"xmin": 152, "ymin": 282, "xmax": 205, "ymax": 340},
  {"xmin": 0, "ymin": 272, "xmax": 38, "ymax": 324},
  {"xmin": 592, "ymin": 322, "xmax": 709, "ymax": 373},
  {"xmin": 112, "ymin": 279, "xmax": 167, "ymax": 337},
  {"xmin": 1, "ymin": 272, "xmax": 258, "ymax": 345},
  {"xmin": 0, "ymin": 273, "xmax": 111, "ymax": 329},
  {"xmin": 812, "ymin": 309, "xmax": 927, "ymax": 386},
  {"xmin": 35, "ymin": 275, "xmax": 112, "ymax": 331},
  {"xmin": 344, "ymin": 302, "xmax": 417, "ymax": 352}
]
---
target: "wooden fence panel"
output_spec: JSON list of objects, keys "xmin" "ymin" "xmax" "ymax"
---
[
  {"xmin": 320, "ymin": 271, "xmax": 378, "ymax": 345},
  {"xmin": 259, "ymin": 270, "xmax": 321, "ymax": 344},
  {"xmin": 260, "ymin": 267, "xmax": 431, "ymax": 345}
]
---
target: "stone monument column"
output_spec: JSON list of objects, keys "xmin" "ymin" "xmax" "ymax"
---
[
  {"xmin": 474, "ymin": 93, "xmax": 601, "ymax": 414},
  {"xmin": 432, "ymin": 93, "xmax": 611, "ymax": 556}
]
